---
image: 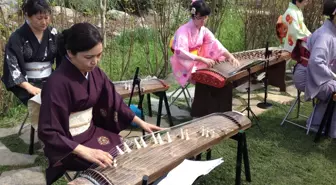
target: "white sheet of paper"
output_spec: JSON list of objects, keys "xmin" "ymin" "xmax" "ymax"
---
[{"xmin": 157, "ymin": 158, "xmax": 224, "ymax": 185}]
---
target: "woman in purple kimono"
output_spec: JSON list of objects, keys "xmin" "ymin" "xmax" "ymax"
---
[
  {"xmin": 1, "ymin": 0, "xmax": 60, "ymax": 105},
  {"xmin": 38, "ymin": 23, "xmax": 163, "ymax": 184},
  {"xmin": 305, "ymin": 0, "xmax": 336, "ymax": 138}
]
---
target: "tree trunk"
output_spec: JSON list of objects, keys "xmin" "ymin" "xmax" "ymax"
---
[{"xmin": 100, "ymin": 0, "xmax": 107, "ymax": 47}]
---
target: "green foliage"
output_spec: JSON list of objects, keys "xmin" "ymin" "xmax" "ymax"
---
[
  {"xmin": 114, "ymin": 28, "xmax": 157, "ymax": 46},
  {"xmin": 50, "ymin": 0, "xmax": 100, "ymax": 15},
  {"xmin": 216, "ymin": 9, "xmax": 245, "ymax": 52},
  {"xmin": 100, "ymin": 28, "xmax": 165, "ymax": 80},
  {"xmin": 117, "ymin": 0, "xmax": 151, "ymax": 15}
]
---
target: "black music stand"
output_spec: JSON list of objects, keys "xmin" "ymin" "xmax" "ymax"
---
[
  {"xmin": 128, "ymin": 67, "xmax": 146, "ymax": 135},
  {"xmin": 257, "ymin": 42, "xmax": 273, "ymax": 109},
  {"xmin": 241, "ymin": 64, "xmax": 263, "ymax": 134}
]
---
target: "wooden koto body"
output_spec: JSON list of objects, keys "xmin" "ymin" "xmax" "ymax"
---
[
  {"xmin": 191, "ymin": 48, "xmax": 290, "ymax": 88},
  {"xmin": 69, "ymin": 111, "xmax": 251, "ymax": 185},
  {"xmin": 114, "ymin": 77, "xmax": 169, "ymax": 98}
]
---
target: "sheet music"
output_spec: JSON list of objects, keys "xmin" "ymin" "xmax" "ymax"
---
[{"xmin": 157, "ymin": 158, "xmax": 224, "ymax": 185}]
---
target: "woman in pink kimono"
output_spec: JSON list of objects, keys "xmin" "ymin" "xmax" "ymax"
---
[{"xmin": 170, "ymin": 0, "xmax": 240, "ymax": 87}]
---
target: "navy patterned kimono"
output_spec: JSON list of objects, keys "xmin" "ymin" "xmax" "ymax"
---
[{"xmin": 1, "ymin": 21, "xmax": 60, "ymax": 105}]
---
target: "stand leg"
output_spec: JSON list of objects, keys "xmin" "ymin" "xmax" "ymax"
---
[
  {"xmin": 138, "ymin": 95, "xmax": 145, "ymax": 120},
  {"xmin": 182, "ymin": 88, "xmax": 191, "ymax": 109},
  {"xmin": 64, "ymin": 172, "xmax": 73, "ymax": 182},
  {"xmin": 147, "ymin": 94, "xmax": 152, "ymax": 117},
  {"xmin": 280, "ymin": 96, "xmax": 299, "ymax": 126},
  {"xmin": 196, "ymin": 153, "xmax": 202, "ymax": 161},
  {"xmin": 29, "ymin": 126, "xmax": 35, "ymax": 155},
  {"xmin": 247, "ymin": 68, "xmax": 251, "ymax": 119},
  {"xmin": 314, "ymin": 97, "xmax": 334, "ymax": 142},
  {"xmin": 250, "ymin": 110, "xmax": 263, "ymax": 134},
  {"xmin": 18, "ymin": 112, "xmax": 29, "ymax": 135},
  {"xmin": 241, "ymin": 68, "xmax": 263, "ymax": 134},
  {"xmin": 242, "ymin": 133, "xmax": 251, "ymax": 182},
  {"xmin": 250, "ymin": 109, "xmax": 260, "ymax": 121},
  {"xmin": 297, "ymin": 91, "xmax": 301, "ymax": 119},
  {"xmin": 142, "ymin": 175, "xmax": 149, "ymax": 185},
  {"xmin": 206, "ymin": 148, "xmax": 212, "ymax": 160},
  {"xmin": 325, "ymin": 99, "xmax": 334, "ymax": 137},
  {"xmin": 235, "ymin": 133, "xmax": 243, "ymax": 185},
  {"xmin": 257, "ymin": 60, "xmax": 272, "ymax": 109},
  {"xmin": 156, "ymin": 94, "xmax": 164, "ymax": 127},
  {"xmin": 163, "ymin": 92, "xmax": 174, "ymax": 127}
]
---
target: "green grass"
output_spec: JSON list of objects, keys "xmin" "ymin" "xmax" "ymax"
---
[
  {"xmin": 1, "ymin": 6, "xmax": 334, "ymax": 185},
  {"xmin": 195, "ymin": 102, "xmax": 336, "ymax": 185},
  {"xmin": 0, "ymin": 104, "xmax": 26, "ymax": 128},
  {"xmin": 0, "ymin": 99, "xmax": 335, "ymax": 185}
]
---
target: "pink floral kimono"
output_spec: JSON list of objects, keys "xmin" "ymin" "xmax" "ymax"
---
[{"xmin": 170, "ymin": 19, "xmax": 228, "ymax": 87}]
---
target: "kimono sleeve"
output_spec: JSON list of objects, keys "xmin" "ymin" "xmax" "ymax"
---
[
  {"xmin": 38, "ymin": 78, "xmax": 78, "ymax": 166},
  {"xmin": 49, "ymin": 27, "xmax": 62, "ymax": 68},
  {"xmin": 285, "ymin": 11, "xmax": 310, "ymax": 41},
  {"xmin": 2, "ymin": 34, "xmax": 27, "ymax": 89},
  {"xmin": 173, "ymin": 32, "xmax": 198, "ymax": 61},
  {"xmin": 107, "ymin": 79, "xmax": 135, "ymax": 127},
  {"xmin": 93, "ymin": 70, "xmax": 135, "ymax": 133},
  {"xmin": 307, "ymin": 36, "xmax": 335, "ymax": 87},
  {"xmin": 203, "ymin": 28, "xmax": 228, "ymax": 52},
  {"xmin": 202, "ymin": 28, "xmax": 228, "ymax": 61}
]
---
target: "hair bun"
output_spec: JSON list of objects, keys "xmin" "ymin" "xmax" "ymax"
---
[{"xmin": 57, "ymin": 29, "xmax": 70, "ymax": 56}]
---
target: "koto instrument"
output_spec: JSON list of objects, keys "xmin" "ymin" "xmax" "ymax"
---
[
  {"xmin": 191, "ymin": 48, "xmax": 290, "ymax": 88},
  {"xmin": 114, "ymin": 76, "xmax": 169, "ymax": 98},
  {"xmin": 69, "ymin": 111, "xmax": 251, "ymax": 185}
]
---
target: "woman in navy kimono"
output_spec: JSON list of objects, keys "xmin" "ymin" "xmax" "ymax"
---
[
  {"xmin": 1, "ymin": 0, "xmax": 60, "ymax": 105},
  {"xmin": 305, "ymin": 0, "xmax": 336, "ymax": 137},
  {"xmin": 38, "ymin": 22, "xmax": 163, "ymax": 184}
]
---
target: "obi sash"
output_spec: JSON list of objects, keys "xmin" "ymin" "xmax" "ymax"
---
[
  {"xmin": 169, "ymin": 36, "xmax": 198, "ymax": 55},
  {"xmin": 68, "ymin": 108, "xmax": 93, "ymax": 136},
  {"xmin": 291, "ymin": 37, "xmax": 310, "ymax": 67},
  {"xmin": 28, "ymin": 94, "xmax": 93, "ymax": 137},
  {"xmin": 24, "ymin": 61, "xmax": 52, "ymax": 79}
]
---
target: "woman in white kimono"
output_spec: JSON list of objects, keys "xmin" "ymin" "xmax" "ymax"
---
[{"xmin": 282, "ymin": 0, "xmax": 311, "ymax": 91}]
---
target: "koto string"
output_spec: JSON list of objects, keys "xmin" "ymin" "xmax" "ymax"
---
[
  {"xmin": 86, "ymin": 125, "xmax": 231, "ymax": 184},
  {"xmin": 87, "ymin": 115, "xmax": 232, "ymax": 169},
  {"xmin": 81, "ymin": 117, "xmax": 237, "ymax": 183}
]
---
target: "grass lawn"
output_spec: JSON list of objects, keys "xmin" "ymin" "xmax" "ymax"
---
[
  {"xmin": 0, "ymin": 5, "xmax": 334, "ymax": 185},
  {"xmin": 0, "ymin": 100, "xmax": 335, "ymax": 185},
  {"xmin": 196, "ymin": 102, "xmax": 336, "ymax": 185}
]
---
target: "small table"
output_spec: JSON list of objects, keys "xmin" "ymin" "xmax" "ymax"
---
[{"xmin": 115, "ymin": 78, "xmax": 174, "ymax": 127}]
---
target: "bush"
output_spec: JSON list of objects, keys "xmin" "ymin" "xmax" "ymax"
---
[{"xmin": 116, "ymin": 0, "xmax": 151, "ymax": 15}]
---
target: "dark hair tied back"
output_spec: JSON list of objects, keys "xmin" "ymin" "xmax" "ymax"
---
[
  {"xmin": 190, "ymin": 0, "xmax": 211, "ymax": 18},
  {"xmin": 22, "ymin": 0, "xmax": 51, "ymax": 17},
  {"xmin": 323, "ymin": 0, "xmax": 336, "ymax": 21},
  {"xmin": 292, "ymin": 0, "xmax": 304, "ymax": 4},
  {"xmin": 56, "ymin": 29, "xmax": 69, "ymax": 57},
  {"xmin": 57, "ymin": 23, "xmax": 103, "ymax": 57}
]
